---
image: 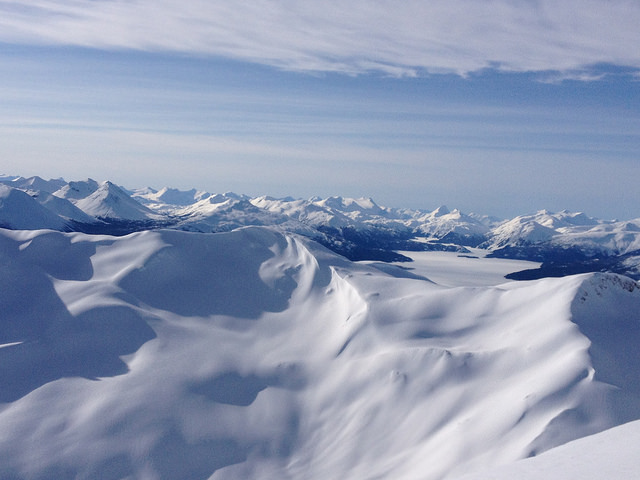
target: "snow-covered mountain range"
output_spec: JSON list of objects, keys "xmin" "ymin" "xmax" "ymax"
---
[
  {"xmin": 1, "ymin": 174, "xmax": 639, "ymax": 479},
  {"xmin": 2, "ymin": 175, "xmax": 639, "ymax": 279}
]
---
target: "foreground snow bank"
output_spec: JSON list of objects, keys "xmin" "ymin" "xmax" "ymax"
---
[
  {"xmin": 0, "ymin": 227, "xmax": 638, "ymax": 480},
  {"xmin": 457, "ymin": 419, "xmax": 640, "ymax": 480}
]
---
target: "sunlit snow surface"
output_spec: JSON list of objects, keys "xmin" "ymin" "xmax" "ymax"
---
[
  {"xmin": 0, "ymin": 227, "xmax": 639, "ymax": 480},
  {"xmin": 458, "ymin": 419, "xmax": 640, "ymax": 480}
]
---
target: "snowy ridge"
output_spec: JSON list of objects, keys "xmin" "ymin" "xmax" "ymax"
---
[
  {"xmin": 251, "ymin": 195, "xmax": 356, "ymax": 228},
  {"xmin": 172, "ymin": 194, "xmax": 318, "ymax": 236},
  {"xmin": 481, "ymin": 209, "xmax": 640, "ymax": 256},
  {"xmin": 0, "ymin": 226, "xmax": 638, "ymax": 479},
  {"xmin": 0, "ymin": 184, "xmax": 69, "ymax": 230},
  {"xmin": 139, "ymin": 186, "xmax": 211, "ymax": 206},
  {"xmin": 2, "ymin": 175, "xmax": 67, "ymax": 194},
  {"xmin": 53, "ymin": 178, "xmax": 100, "ymax": 200}
]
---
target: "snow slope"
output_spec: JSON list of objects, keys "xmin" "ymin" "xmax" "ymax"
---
[
  {"xmin": 32, "ymin": 190, "xmax": 98, "ymax": 224},
  {"xmin": 0, "ymin": 185, "xmax": 69, "ymax": 230},
  {"xmin": 1, "ymin": 226, "xmax": 638, "ymax": 480},
  {"xmin": 456, "ymin": 419, "xmax": 640, "ymax": 480}
]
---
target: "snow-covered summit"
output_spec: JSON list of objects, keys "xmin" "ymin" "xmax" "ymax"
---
[
  {"xmin": 73, "ymin": 181, "xmax": 158, "ymax": 221},
  {"xmin": 432, "ymin": 204, "xmax": 450, "ymax": 216},
  {"xmin": 53, "ymin": 178, "xmax": 100, "ymax": 200},
  {"xmin": 135, "ymin": 186, "xmax": 212, "ymax": 207},
  {"xmin": 487, "ymin": 216, "xmax": 559, "ymax": 248},
  {"xmin": 409, "ymin": 206, "xmax": 491, "ymax": 245},
  {"xmin": 315, "ymin": 195, "xmax": 388, "ymax": 216}
]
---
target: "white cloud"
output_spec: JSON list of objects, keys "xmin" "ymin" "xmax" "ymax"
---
[
  {"xmin": 537, "ymin": 71, "xmax": 609, "ymax": 84},
  {"xmin": 0, "ymin": 1, "xmax": 639, "ymax": 77}
]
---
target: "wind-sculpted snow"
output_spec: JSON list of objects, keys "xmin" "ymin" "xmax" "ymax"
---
[
  {"xmin": 118, "ymin": 228, "xmax": 310, "ymax": 318},
  {"xmin": 0, "ymin": 226, "xmax": 639, "ymax": 479},
  {"xmin": 0, "ymin": 229, "xmax": 157, "ymax": 403}
]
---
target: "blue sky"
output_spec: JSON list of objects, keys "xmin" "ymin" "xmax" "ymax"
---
[{"xmin": 0, "ymin": 1, "xmax": 639, "ymax": 219}]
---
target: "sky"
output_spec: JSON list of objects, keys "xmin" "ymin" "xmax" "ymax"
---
[{"xmin": 0, "ymin": 0, "xmax": 639, "ymax": 220}]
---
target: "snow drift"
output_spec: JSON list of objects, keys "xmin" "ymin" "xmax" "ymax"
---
[{"xmin": 0, "ymin": 226, "xmax": 639, "ymax": 479}]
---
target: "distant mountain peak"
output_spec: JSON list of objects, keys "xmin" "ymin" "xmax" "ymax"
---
[
  {"xmin": 73, "ymin": 181, "xmax": 156, "ymax": 220},
  {"xmin": 433, "ymin": 205, "xmax": 450, "ymax": 216},
  {"xmin": 54, "ymin": 178, "xmax": 100, "ymax": 200}
]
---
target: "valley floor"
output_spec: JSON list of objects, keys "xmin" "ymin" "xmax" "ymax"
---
[{"xmin": 377, "ymin": 248, "xmax": 541, "ymax": 287}]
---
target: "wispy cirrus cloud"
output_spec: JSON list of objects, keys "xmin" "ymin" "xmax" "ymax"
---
[{"xmin": 0, "ymin": 0, "xmax": 639, "ymax": 77}]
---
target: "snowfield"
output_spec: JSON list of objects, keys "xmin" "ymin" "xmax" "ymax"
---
[
  {"xmin": 1, "ymin": 226, "xmax": 639, "ymax": 479},
  {"xmin": 379, "ymin": 248, "xmax": 542, "ymax": 287}
]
